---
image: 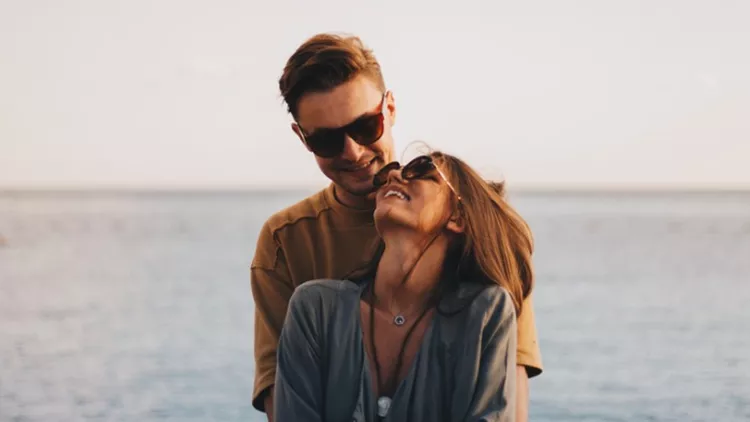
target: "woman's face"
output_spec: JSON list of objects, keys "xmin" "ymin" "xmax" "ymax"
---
[{"xmin": 373, "ymin": 159, "xmax": 461, "ymax": 237}]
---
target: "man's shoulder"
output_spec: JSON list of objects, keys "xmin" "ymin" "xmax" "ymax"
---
[
  {"xmin": 262, "ymin": 185, "xmax": 333, "ymax": 234},
  {"xmin": 251, "ymin": 186, "xmax": 332, "ymax": 270}
]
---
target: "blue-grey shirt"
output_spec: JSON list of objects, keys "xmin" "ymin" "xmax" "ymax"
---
[{"xmin": 273, "ymin": 279, "xmax": 517, "ymax": 422}]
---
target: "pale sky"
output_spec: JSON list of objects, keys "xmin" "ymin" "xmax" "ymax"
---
[{"xmin": 1, "ymin": 0, "xmax": 749, "ymax": 190}]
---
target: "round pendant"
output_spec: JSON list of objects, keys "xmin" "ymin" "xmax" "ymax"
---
[
  {"xmin": 377, "ymin": 396, "xmax": 392, "ymax": 417},
  {"xmin": 393, "ymin": 314, "xmax": 406, "ymax": 326}
]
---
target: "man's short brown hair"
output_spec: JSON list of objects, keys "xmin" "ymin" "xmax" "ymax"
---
[{"xmin": 279, "ymin": 33, "xmax": 385, "ymax": 118}]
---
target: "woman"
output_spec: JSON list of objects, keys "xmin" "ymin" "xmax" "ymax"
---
[{"xmin": 273, "ymin": 151, "xmax": 534, "ymax": 421}]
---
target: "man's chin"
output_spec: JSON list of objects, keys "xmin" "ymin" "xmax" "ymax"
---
[
  {"xmin": 329, "ymin": 174, "xmax": 376, "ymax": 199},
  {"xmin": 334, "ymin": 170, "xmax": 379, "ymax": 194}
]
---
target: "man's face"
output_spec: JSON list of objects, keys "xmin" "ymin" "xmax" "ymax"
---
[{"xmin": 293, "ymin": 75, "xmax": 396, "ymax": 200}]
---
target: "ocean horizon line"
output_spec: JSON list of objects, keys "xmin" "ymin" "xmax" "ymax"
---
[{"xmin": 2, "ymin": 184, "xmax": 750, "ymax": 196}]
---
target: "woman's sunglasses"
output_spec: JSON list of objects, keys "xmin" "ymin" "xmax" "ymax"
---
[
  {"xmin": 297, "ymin": 92, "xmax": 388, "ymax": 158},
  {"xmin": 373, "ymin": 155, "xmax": 462, "ymax": 201}
]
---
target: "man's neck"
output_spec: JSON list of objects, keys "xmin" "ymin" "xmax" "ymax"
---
[
  {"xmin": 373, "ymin": 231, "xmax": 447, "ymax": 316},
  {"xmin": 333, "ymin": 185, "xmax": 376, "ymax": 210}
]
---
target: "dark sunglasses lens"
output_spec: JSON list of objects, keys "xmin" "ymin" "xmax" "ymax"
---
[
  {"xmin": 347, "ymin": 114, "xmax": 384, "ymax": 146},
  {"xmin": 306, "ymin": 130, "xmax": 345, "ymax": 158},
  {"xmin": 402, "ymin": 156, "xmax": 434, "ymax": 180},
  {"xmin": 373, "ymin": 162, "xmax": 400, "ymax": 188}
]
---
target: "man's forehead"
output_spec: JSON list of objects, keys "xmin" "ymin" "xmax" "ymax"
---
[{"xmin": 296, "ymin": 77, "xmax": 382, "ymax": 132}]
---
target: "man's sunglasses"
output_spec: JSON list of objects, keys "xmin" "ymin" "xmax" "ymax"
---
[
  {"xmin": 297, "ymin": 92, "xmax": 388, "ymax": 158},
  {"xmin": 373, "ymin": 155, "xmax": 462, "ymax": 201}
]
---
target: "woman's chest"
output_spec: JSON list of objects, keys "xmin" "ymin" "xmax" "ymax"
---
[
  {"xmin": 328, "ymin": 312, "xmax": 462, "ymax": 421},
  {"xmin": 359, "ymin": 303, "xmax": 435, "ymax": 394}
]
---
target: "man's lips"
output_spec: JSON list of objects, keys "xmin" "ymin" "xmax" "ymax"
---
[{"xmin": 339, "ymin": 157, "xmax": 378, "ymax": 172}]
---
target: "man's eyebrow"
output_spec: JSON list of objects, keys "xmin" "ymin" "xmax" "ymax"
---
[
  {"xmin": 303, "ymin": 93, "xmax": 384, "ymax": 134},
  {"xmin": 343, "ymin": 108, "xmax": 377, "ymax": 124}
]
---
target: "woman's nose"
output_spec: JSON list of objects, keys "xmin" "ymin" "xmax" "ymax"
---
[{"xmin": 385, "ymin": 167, "xmax": 404, "ymax": 185}]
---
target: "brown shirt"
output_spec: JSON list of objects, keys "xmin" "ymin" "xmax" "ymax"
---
[{"xmin": 250, "ymin": 184, "xmax": 543, "ymax": 411}]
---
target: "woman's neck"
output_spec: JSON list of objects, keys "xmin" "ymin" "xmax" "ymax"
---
[{"xmin": 373, "ymin": 231, "xmax": 448, "ymax": 316}]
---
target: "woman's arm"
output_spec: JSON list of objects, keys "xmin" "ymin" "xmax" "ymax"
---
[
  {"xmin": 273, "ymin": 286, "xmax": 324, "ymax": 422},
  {"xmin": 463, "ymin": 289, "xmax": 518, "ymax": 422}
]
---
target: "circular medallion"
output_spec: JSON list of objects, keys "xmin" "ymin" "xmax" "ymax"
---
[
  {"xmin": 377, "ymin": 396, "xmax": 392, "ymax": 417},
  {"xmin": 393, "ymin": 314, "xmax": 406, "ymax": 326}
]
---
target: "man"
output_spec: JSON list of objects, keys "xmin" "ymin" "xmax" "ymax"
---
[{"xmin": 251, "ymin": 33, "xmax": 543, "ymax": 421}]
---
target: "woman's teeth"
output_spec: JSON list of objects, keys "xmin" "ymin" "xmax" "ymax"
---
[{"xmin": 384, "ymin": 190, "xmax": 408, "ymax": 200}]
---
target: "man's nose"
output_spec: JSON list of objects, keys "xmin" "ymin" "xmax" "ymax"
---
[{"xmin": 339, "ymin": 136, "xmax": 366, "ymax": 163}]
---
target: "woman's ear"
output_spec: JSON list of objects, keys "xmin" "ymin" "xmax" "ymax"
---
[{"xmin": 446, "ymin": 212, "xmax": 465, "ymax": 234}]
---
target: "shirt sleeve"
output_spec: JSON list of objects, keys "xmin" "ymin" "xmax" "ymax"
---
[
  {"xmin": 273, "ymin": 286, "xmax": 324, "ymax": 422},
  {"xmin": 461, "ymin": 289, "xmax": 518, "ymax": 422},
  {"xmin": 250, "ymin": 222, "xmax": 295, "ymax": 412},
  {"xmin": 516, "ymin": 292, "xmax": 543, "ymax": 377}
]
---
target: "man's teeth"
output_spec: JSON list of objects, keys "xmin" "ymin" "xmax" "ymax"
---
[
  {"xmin": 384, "ymin": 190, "xmax": 408, "ymax": 200},
  {"xmin": 349, "ymin": 160, "xmax": 372, "ymax": 171}
]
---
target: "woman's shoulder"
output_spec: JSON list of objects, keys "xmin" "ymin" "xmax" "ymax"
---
[
  {"xmin": 289, "ymin": 279, "xmax": 362, "ymax": 310},
  {"xmin": 442, "ymin": 282, "xmax": 515, "ymax": 321},
  {"xmin": 285, "ymin": 279, "xmax": 362, "ymax": 339},
  {"xmin": 474, "ymin": 284, "xmax": 514, "ymax": 313},
  {"xmin": 296, "ymin": 278, "xmax": 360, "ymax": 293}
]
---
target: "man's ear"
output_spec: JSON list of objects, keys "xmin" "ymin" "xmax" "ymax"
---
[
  {"xmin": 291, "ymin": 122, "xmax": 311, "ymax": 152},
  {"xmin": 386, "ymin": 91, "xmax": 396, "ymax": 127}
]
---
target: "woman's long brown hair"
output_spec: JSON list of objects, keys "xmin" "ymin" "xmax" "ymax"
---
[
  {"xmin": 346, "ymin": 150, "xmax": 535, "ymax": 316},
  {"xmin": 432, "ymin": 151, "xmax": 534, "ymax": 315}
]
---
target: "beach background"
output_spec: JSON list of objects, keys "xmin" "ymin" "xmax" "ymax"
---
[
  {"xmin": 2, "ymin": 0, "xmax": 749, "ymax": 421},
  {"xmin": 1, "ymin": 190, "xmax": 749, "ymax": 421}
]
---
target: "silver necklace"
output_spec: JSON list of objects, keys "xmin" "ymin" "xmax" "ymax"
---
[
  {"xmin": 371, "ymin": 290, "xmax": 435, "ymax": 420},
  {"xmin": 391, "ymin": 306, "xmax": 426, "ymax": 326},
  {"xmin": 377, "ymin": 396, "xmax": 392, "ymax": 417},
  {"xmin": 390, "ymin": 305, "xmax": 419, "ymax": 326},
  {"xmin": 370, "ymin": 230, "xmax": 444, "ymax": 418}
]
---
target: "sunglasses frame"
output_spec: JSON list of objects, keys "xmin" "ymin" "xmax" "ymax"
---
[
  {"xmin": 296, "ymin": 91, "xmax": 389, "ymax": 158},
  {"xmin": 373, "ymin": 155, "xmax": 462, "ymax": 202}
]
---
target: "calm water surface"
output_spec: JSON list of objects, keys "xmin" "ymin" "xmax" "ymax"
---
[{"xmin": 1, "ymin": 191, "xmax": 749, "ymax": 421}]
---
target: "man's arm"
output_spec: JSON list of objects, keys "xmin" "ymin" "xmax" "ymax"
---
[
  {"xmin": 515, "ymin": 293, "xmax": 542, "ymax": 422},
  {"xmin": 250, "ymin": 222, "xmax": 295, "ymax": 420},
  {"xmin": 515, "ymin": 366, "xmax": 529, "ymax": 422},
  {"xmin": 263, "ymin": 391, "xmax": 274, "ymax": 422}
]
